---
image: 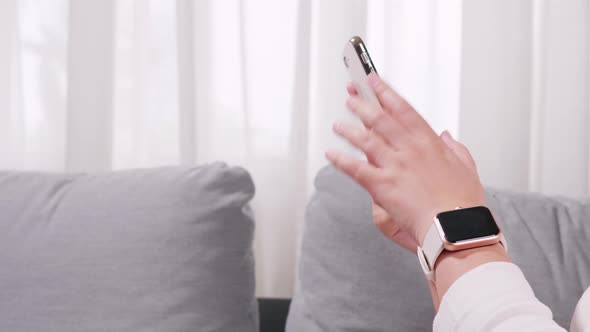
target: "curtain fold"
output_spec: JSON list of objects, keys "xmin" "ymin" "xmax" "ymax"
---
[
  {"xmin": 532, "ymin": 0, "xmax": 589, "ymax": 197},
  {"xmin": 5, "ymin": 0, "xmax": 69, "ymax": 171},
  {"xmin": 1, "ymin": 0, "xmax": 588, "ymax": 297},
  {"xmin": 460, "ymin": 0, "xmax": 590, "ymax": 199},
  {"xmin": 176, "ymin": 0, "xmax": 196, "ymax": 165},
  {"xmin": 460, "ymin": 0, "xmax": 534, "ymax": 193},
  {"xmin": 66, "ymin": 0, "xmax": 114, "ymax": 172},
  {"xmin": 0, "ymin": 0, "xmax": 19, "ymax": 168},
  {"xmin": 289, "ymin": 0, "xmax": 312, "ymax": 291}
]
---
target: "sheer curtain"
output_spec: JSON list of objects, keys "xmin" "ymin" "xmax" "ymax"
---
[
  {"xmin": 0, "ymin": 0, "xmax": 587, "ymax": 297},
  {"xmin": 459, "ymin": 0, "xmax": 590, "ymax": 199}
]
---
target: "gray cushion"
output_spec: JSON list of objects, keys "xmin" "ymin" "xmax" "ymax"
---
[
  {"xmin": 0, "ymin": 164, "xmax": 258, "ymax": 332},
  {"xmin": 287, "ymin": 166, "xmax": 590, "ymax": 331}
]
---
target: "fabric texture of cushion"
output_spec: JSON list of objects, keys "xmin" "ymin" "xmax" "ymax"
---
[
  {"xmin": 0, "ymin": 164, "xmax": 258, "ymax": 332},
  {"xmin": 286, "ymin": 165, "xmax": 590, "ymax": 331}
]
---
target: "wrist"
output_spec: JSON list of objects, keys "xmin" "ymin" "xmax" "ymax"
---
[
  {"xmin": 415, "ymin": 204, "xmax": 506, "ymax": 309},
  {"xmin": 435, "ymin": 242, "xmax": 509, "ymax": 270},
  {"xmin": 433, "ymin": 243, "xmax": 510, "ymax": 303},
  {"xmin": 416, "ymin": 220, "xmax": 434, "ymax": 247}
]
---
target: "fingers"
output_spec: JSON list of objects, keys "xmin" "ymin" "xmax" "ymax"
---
[
  {"xmin": 440, "ymin": 130, "xmax": 477, "ymax": 171},
  {"xmin": 367, "ymin": 73, "xmax": 411, "ymax": 114},
  {"xmin": 325, "ymin": 149, "xmax": 383, "ymax": 188},
  {"xmin": 346, "ymin": 96, "xmax": 408, "ymax": 146},
  {"xmin": 346, "ymin": 97, "xmax": 381, "ymax": 128},
  {"xmin": 332, "ymin": 122, "xmax": 394, "ymax": 167},
  {"xmin": 367, "ymin": 74, "xmax": 436, "ymax": 139},
  {"xmin": 346, "ymin": 82, "xmax": 358, "ymax": 96}
]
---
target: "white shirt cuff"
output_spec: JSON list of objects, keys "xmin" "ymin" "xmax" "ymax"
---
[
  {"xmin": 571, "ymin": 286, "xmax": 590, "ymax": 332},
  {"xmin": 434, "ymin": 262, "xmax": 564, "ymax": 331}
]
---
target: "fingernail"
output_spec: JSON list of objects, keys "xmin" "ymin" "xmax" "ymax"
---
[{"xmin": 332, "ymin": 122, "xmax": 343, "ymax": 133}]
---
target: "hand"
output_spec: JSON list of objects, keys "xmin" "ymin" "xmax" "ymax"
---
[
  {"xmin": 347, "ymin": 84, "xmax": 419, "ymax": 251},
  {"xmin": 328, "ymin": 74, "xmax": 486, "ymax": 246},
  {"xmin": 370, "ymin": 129, "xmax": 478, "ymax": 252},
  {"xmin": 348, "ymin": 81, "xmax": 480, "ymax": 251}
]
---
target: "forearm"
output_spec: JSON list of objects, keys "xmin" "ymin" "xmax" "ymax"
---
[
  {"xmin": 431, "ymin": 243, "xmax": 510, "ymax": 308},
  {"xmin": 432, "ymin": 260, "xmax": 565, "ymax": 332}
]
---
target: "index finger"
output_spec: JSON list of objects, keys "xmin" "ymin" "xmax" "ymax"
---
[
  {"xmin": 367, "ymin": 74, "xmax": 432, "ymax": 134},
  {"xmin": 367, "ymin": 73, "xmax": 411, "ymax": 114}
]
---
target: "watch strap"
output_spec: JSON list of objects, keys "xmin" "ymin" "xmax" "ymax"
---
[
  {"xmin": 417, "ymin": 223, "xmax": 508, "ymax": 281},
  {"xmin": 417, "ymin": 224, "xmax": 444, "ymax": 280}
]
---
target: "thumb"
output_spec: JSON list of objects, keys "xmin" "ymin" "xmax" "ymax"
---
[
  {"xmin": 372, "ymin": 202, "xmax": 418, "ymax": 252},
  {"xmin": 440, "ymin": 130, "xmax": 477, "ymax": 172}
]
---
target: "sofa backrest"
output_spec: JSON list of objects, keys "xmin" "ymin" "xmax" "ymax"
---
[{"xmin": 0, "ymin": 164, "xmax": 258, "ymax": 331}]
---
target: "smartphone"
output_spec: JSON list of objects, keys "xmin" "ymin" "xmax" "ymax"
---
[{"xmin": 342, "ymin": 36, "xmax": 379, "ymax": 106}]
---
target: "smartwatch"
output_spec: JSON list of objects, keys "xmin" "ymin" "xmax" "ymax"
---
[{"xmin": 417, "ymin": 206, "xmax": 507, "ymax": 280}]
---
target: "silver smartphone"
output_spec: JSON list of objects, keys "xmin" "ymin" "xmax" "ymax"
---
[{"xmin": 342, "ymin": 36, "xmax": 379, "ymax": 106}]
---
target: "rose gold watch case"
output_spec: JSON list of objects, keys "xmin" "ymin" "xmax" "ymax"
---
[{"xmin": 433, "ymin": 215, "xmax": 503, "ymax": 252}]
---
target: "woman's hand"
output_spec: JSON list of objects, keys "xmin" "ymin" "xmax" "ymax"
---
[
  {"xmin": 328, "ymin": 74, "xmax": 486, "ymax": 247},
  {"xmin": 370, "ymin": 129, "xmax": 478, "ymax": 252}
]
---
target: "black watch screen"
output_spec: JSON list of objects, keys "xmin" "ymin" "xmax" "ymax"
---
[{"xmin": 436, "ymin": 206, "xmax": 500, "ymax": 243}]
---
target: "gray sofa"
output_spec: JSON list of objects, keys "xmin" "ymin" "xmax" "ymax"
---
[
  {"xmin": 0, "ymin": 164, "xmax": 258, "ymax": 331},
  {"xmin": 1, "ymin": 165, "xmax": 589, "ymax": 331}
]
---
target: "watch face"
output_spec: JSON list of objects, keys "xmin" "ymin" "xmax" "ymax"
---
[{"xmin": 436, "ymin": 206, "xmax": 500, "ymax": 243}]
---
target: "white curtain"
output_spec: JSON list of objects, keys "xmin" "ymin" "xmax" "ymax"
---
[
  {"xmin": 0, "ymin": 0, "xmax": 587, "ymax": 297},
  {"xmin": 460, "ymin": 0, "xmax": 590, "ymax": 200}
]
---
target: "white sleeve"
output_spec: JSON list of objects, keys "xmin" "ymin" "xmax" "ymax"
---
[
  {"xmin": 433, "ymin": 262, "xmax": 565, "ymax": 332},
  {"xmin": 571, "ymin": 287, "xmax": 590, "ymax": 332}
]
